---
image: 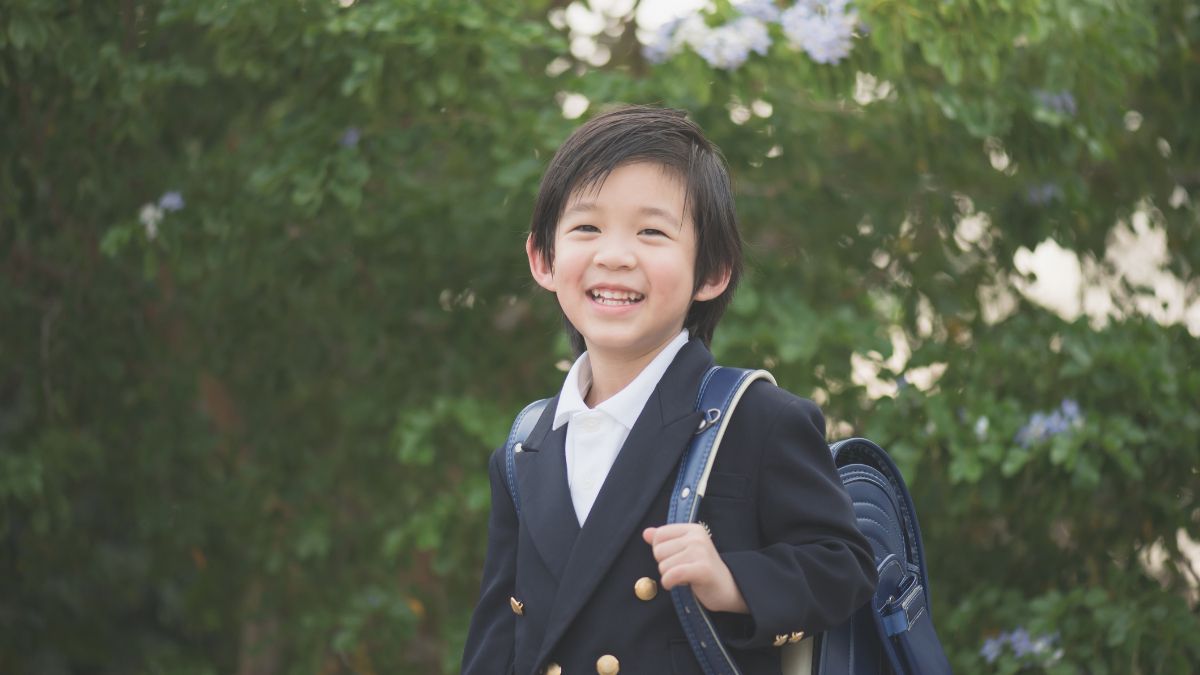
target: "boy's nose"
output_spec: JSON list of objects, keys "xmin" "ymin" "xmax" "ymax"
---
[{"xmin": 594, "ymin": 238, "xmax": 636, "ymax": 269}]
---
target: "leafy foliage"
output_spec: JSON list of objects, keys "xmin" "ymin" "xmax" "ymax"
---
[{"xmin": 2, "ymin": 0, "xmax": 1197, "ymax": 673}]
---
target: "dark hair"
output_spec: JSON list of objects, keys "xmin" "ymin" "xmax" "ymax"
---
[{"xmin": 529, "ymin": 105, "xmax": 743, "ymax": 355}]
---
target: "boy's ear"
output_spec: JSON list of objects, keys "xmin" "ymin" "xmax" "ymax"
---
[
  {"xmin": 693, "ymin": 266, "xmax": 731, "ymax": 302},
  {"xmin": 526, "ymin": 234, "xmax": 556, "ymax": 292}
]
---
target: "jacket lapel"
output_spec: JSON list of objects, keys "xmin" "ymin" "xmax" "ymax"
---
[
  {"xmin": 535, "ymin": 340, "xmax": 712, "ymax": 663},
  {"xmin": 516, "ymin": 395, "xmax": 580, "ymax": 581}
]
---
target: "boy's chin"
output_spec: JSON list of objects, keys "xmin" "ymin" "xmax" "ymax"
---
[{"xmin": 580, "ymin": 330, "xmax": 677, "ymax": 358}]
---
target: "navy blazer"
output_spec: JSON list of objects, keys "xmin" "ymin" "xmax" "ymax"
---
[{"xmin": 462, "ymin": 340, "xmax": 877, "ymax": 674}]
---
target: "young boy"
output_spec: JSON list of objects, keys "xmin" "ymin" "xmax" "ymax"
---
[{"xmin": 463, "ymin": 106, "xmax": 876, "ymax": 675}]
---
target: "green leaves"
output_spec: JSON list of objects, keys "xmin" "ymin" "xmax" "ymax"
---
[{"xmin": 3, "ymin": 0, "xmax": 1198, "ymax": 672}]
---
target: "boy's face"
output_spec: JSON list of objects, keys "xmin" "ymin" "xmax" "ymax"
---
[{"xmin": 527, "ymin": 162, "xmax": 728, "ymax": 362}]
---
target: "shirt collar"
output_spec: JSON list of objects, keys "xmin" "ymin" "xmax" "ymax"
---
[{"xmin": 552, "ymin": 329, "xmax": 690, "ymax": 430}]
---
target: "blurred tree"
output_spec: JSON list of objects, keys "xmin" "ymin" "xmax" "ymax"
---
[{"xmin": 1, "ymin": 0, "xmax": 1196, "ymax": 673}]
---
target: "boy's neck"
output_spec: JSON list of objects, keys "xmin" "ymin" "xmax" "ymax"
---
[{"xmin": 583, "ymin": 333, "xmax": 684, "ymax": 408}]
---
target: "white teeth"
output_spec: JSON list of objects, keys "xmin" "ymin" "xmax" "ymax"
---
[{"xmin": 590, "ymin": 289, "xmax": 644, "ymax": 305}]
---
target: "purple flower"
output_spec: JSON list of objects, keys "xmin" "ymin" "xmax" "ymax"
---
[
  {"xmin": 780, "ymin": 0, "xmax": 858, "ymax": 65},
  {"xmin": 695, "ymin": 17, "xmax": 772, "ymax": 69},
  {"xmin": 1015, "ymin": 400, "xmax": 1083, "ymax": 447},
  {"xmin": 1016, "ymin": 411, "xmax": 1044, "ymax": 447},
  {"xmin": 1059, "ymin": 398, "xmax": 1080, "ymax": 420},
  {"xmin": 644, "ymin": 0, "xmax": 856, "ymax": 69},
  {"xmin": 641, "ymin": 14, "xmax": 691, "ymax": 64},
  {"xmin": 1034, "ymin": 89, "xmax": 1077, "ymax": 116},
  {"xmin": 1008, "ymin": 627, "xmax": 1034, "ymax": 657},
  {"xmin": 1047, "ymin": 411, "xmax": 1070, "ymax": 435},
  {"xmin": 158, "ymin": 191, "xmax": 185, "ymax": 212},
  {"xmin": 735, "ymin": 0, "xmax": 782, "ymax": 22},
  {"xmin": 980, "ymin": 636, "xmax": 1004, "ymax": 663},
  {"xmin": 642, "ymin": 39, "xmax": 673, "ymax": 64},
  {"xmin": 981, "ymin": 627, "xmax": 1060, "ymax": 665},
  {"xmin": 340, "ymin": 126, "xmax": 361, "ymax": 148},
  {"xmin": 738, "ymin": 16, "xmax": 773, "ymax": 55}
]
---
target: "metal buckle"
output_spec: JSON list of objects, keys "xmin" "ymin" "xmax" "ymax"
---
[{"xmin": 694, "ymin": 408, "xmax": 722, "ymax": 434}]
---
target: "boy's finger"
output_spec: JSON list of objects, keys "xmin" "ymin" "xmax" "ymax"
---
[
  {"xmin": 661, "ymin": 562, "xmax": 705, "ymax": 591},
  {"xmin": 657, "ymin": 546, "xmax": 703, "ymax": 576},
  {"xmin": 647, "ymin": 523, "xmax": 695, "ymax": 544},
  {"xmin": 651, "ymin": 536, "xmax": 691, "ymax": 563},
  {"xmin": 641, "ymin": 527, "xmax": 657, "ymax": 544}
]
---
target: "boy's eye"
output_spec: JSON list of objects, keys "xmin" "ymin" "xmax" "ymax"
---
[
  {"xmin": 571, "ymin": 224, "xmax": 599, "ymax": 233},
  {"xmin": 640, "ymin": 227, "xmax": 667, "ymax": 237}
]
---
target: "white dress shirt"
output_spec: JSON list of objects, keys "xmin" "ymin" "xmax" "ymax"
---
[{"xmin": 553, "ymin": 330, "xmax": 690, "ymax": 525}]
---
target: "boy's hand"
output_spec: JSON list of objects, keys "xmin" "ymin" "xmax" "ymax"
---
[{"xmin": 642, "ymin": 525, "xmax": 749, "ymax": 614}]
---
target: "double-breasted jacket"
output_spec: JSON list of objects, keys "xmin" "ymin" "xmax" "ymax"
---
[{"xmin": 463, "ymin": 340, "xmax": 877, "ymax": 674}]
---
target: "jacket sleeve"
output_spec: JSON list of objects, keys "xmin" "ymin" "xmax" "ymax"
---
[
  {"xmin": 717, "ymin": 395, "xmax": 878, "ymax": 650},
  {"xmin": 461, "ymin": 447, "xmax": 518, "ymax": 675}
]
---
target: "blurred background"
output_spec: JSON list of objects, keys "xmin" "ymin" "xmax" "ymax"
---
[{"xmin": 2, "ymin": 0, "xmax": 1198, "ymax": 672}]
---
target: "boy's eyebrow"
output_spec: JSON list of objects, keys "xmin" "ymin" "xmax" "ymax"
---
[{"xmin": 562, "ymin": 202, "xmax": 682, "ymax": 223}]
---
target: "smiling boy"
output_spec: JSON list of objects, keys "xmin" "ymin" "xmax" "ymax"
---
[{"xmin": 463, "ymin": 106, "xmax": 876, "ymax": 675}]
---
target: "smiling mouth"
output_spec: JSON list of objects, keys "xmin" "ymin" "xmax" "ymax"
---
[{"xmin": 589, "ymin": 289, "xmax": 645, "ymax": 306}]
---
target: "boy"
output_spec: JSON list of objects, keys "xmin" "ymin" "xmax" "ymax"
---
[{"xmin": 463, "ymin": 106, "xmax": 876, "ymax": 675}]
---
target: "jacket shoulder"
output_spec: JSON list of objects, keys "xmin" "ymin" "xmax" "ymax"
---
[
  {"xmin": 487, "ymin": 444, "xmax": 505, "ymax": 469},
  {"xmin": 736, "ymin": 377, "xmax": 826, "ymax": 434}
]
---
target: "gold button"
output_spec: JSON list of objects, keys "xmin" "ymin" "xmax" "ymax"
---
[
  {"xmin": 596, "ymin": 654, "xmax": 619, "ymax": 674},
  {"xmin": 634, "ymin": 577, "xmax": 658, "ymax": 601},
  {"xmin": 788, "ymin": 630, "xmax": 806, "ymax": 643},
  {"xmin": 545, "ymin": 663, "xmax": 562, "ymax": 675},
  {"xmin": 773, "ymin": 634, "xmax": 789, "ymax": 647},
  {"xmin": 510, "ymin": 597, "xmax": 524, "ymax": 616}
]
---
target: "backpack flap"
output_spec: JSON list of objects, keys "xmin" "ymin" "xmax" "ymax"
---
[
  {"xmin": 830, "ymin": 439, "xmax": 933, "ymax": 617},
  {"xmin": 820, "ymin": 439, "xmax": 952, "ymax": 675}
]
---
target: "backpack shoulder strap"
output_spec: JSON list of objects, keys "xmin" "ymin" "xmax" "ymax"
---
[
  {"xmin": 668, "ymin": 366, "xmax": 776, "ymax": 522},
  {"xmin": 668, "ymin": 366, "xmax": 775, "ymax": 675},
  {"xmin": 502, "ymin": 398, "xmax": 549, "ymax": 517}
]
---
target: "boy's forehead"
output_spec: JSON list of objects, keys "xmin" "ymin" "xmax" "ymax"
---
[{"xmin": 563, "ymin": 162, "xmax": 690, "ymax": 212}]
